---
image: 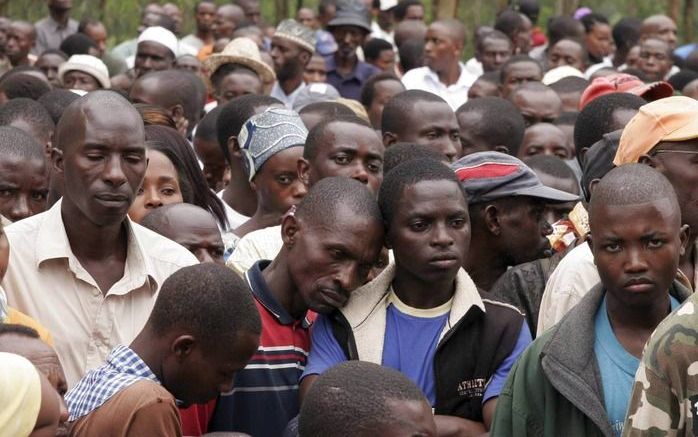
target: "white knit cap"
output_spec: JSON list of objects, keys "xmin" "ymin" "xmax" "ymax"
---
[
  {"xmin": 58, "ymin": 54, "xmax": 110, "ymax": 89},
  {"xmin": 138, "ymin": 26, "xmax": 178, "ymax": 57}
]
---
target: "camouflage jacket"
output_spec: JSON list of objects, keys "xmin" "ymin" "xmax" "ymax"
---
[{"xmin": 623, "ymin": 291, "xmax": 698, "ymax": 436}]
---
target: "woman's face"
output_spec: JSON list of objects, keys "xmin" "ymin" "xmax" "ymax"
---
[{"xmin": 128, "ymin": 150, "xmax": 184, "ymax": 223}]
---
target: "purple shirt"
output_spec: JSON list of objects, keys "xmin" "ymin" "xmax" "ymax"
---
[{"xmin": 324, "ymin": 55, "xmax": 380, "ymax": 100}]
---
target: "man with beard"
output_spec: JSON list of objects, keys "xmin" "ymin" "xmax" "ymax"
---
[
  {"xmin": 34, "ymin": 0, "xmax": 78, "ymax": 54},
  {"xmin": 270, "ymin": 19, "xmax": 316, "ymax": 109},
  {"xmin": 325, "ymin": 1, "xmax": 380, "ymax": 100}
]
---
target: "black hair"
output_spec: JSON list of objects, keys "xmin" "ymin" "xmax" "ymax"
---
[
  {"xmin": 135, "ymin": 70, "xmax": 204, "ymax": 134},
  {"xmin": 686, "ymin": 49, "xmax": 698, "ymax": 72},
  {"xmin": 499, "ymin": 54, "xmax": 542, "ymax": 84},
  {"xmin": 295, "ymin": 176, "xmax": 383, "ymax": 229},
  {"xmin": 612, "ymin": 17, "xmax": 642, "ymax": 55},
  {"xmin": 589, "ymin": 164, "xmax": 679, "ymax": 225},
  {"xmin": 78, "ymin": 17, "xmax": 102, "ymax": 34},
  {"xmin": 379, "ymin": 158, "xmax": 462, "ymax": 227},
  {"xmin": 210, "ymin": 63, "xmax": 260, "ymax": 89},
  {"xmin": 0, "ymin": 98, "xmax": 54, "ymax": 145},
  {"xmin": 359, "ymin": 72, "xmax": 402, "ymax": 107},
  {"xmin": 524, "ymin": 154, "xmax": 578, "ymax": 183},
  {"xmin": 516, "ymin": 0, "xmax": 540, "ymax": 23},
  {"xmin": 299, "ymin": 361, "xmax": 428, "ymax": 437},
  {"xmin": 0, "ymin": 125, "xmax": 45, "ymax": 162},
  {"xmin": 456, "ymin": 96, "xmax": 525, "ymax": 156},
  {"xmin": 147, "ymin": 263, "xmax": 261, "ymax": 347},
  {"xmin": 37, "ymin": 48, "xmax": 68, "ymax": 60},
  {"xmin": 475, "ymin": 70, "xmax": 501, "ymax": 85},
  {"xmin": 384, "ymin": 142, "xmax": 447, "ymax": 174},
  {"xmin": 668, "ymin": 69, "xmax": 698, "ymax": 92},
  {"xmin": 549, "ymin": 75, "xmax": 588, "ymax": 93},
  {"xmin": 546, "ymin": 15, "xmax": 584, "ymax": 47},
  {"xmin": 0, "ymin": 324, "xmax": 40, "ymax": 339},
  {"xmin": 37, "ymin": 89, "xmax": 80, "ymax": 124},
  {"xmin": 0, "ymin": 73, "xmax": 51, "ymax": 101},
  {"xmin": 304, "ymin": 115, "xmax": 373, "ymax": 160},
  {"xmin": 363, "ymin": 38, "xmax": 394, "ymax": 62},
  {"xmin": 398, "ymin": 38, "xmax": 424, "ymax": 73},
  {"xmin": 553, "ymin": 111, "xmax": 578, "ymax": 126},
  {"xmin": 59, "ymin": 32, "xmax": 98, "ymax": 56},
  {"xmin": 318, "ymin": 0, "xmax": 337, "ymax": 15},
  {"xmin": 573, "ymin": 92, "xmax": 645, "ymax": 161},
  {"xmin": 393, "ymin": 0, "xmax": 423, "ymax": 21},
  {"xmin": 381, "ymin": 89, "xmax": 447, "ymax": 136},
  {"xmin": 299, "ymin": 101, "xmax": 355, "ymax": 120},
  {"xmin": 195, "ymin": 105, "xmax": 221, "ymax": 141},
  {"xmin": 509, "ymin": 81, "xmax": 560, "ymax": 101},
  {"xmin": 216, "ymin": 94, "xmax": 282, "ymax": 165},
  {"xmin": 494, "ymin": 9, "xmax": 527, "ymax": 41},
  {"xmin": 580, "ymin": 13, "xmax": 609, "ymax": 34},
  {"xmin": 476, "ymin": 29, "xmax": 511, "ymax": 54},
  {"xmin": 144, "ymin": 125, "xmax": 229, "ymax": 229}
]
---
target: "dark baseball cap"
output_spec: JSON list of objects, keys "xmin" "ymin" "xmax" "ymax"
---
[{"xmin": 451, "ymin": 151, "xmax": 580, "ymax": 204}]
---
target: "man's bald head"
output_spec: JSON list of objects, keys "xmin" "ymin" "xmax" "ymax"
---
[
  {"xmin": 431, "ymin": 19, "xmax": 466, "ymax": 49},
  {"xmin": 218, "ymin": 4, "xmax": 245, "ymax": 23},
  {"xmin": 394, "ymin": 20, "xmax": 427, "ymax": 48},
  {"xmin": 55, "ymin": 90, "xmax": 144, "ymax": 153},
  {"xmin": 641, "ymin": 15, "xmax": 678, "ymax": 49}
]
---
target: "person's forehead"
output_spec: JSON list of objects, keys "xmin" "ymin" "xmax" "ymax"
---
[
  {"xmin": 482, "ymin": 37, "xmax": 510, "ymax": 51},
  {"xmin": 298, "ymin": 8, "xmax": 315, "ymax": 18},
  {"xmin": 641, "ymin": 39, "xmax": 669, "ymax": 52},
  {"xmin": 526, "ymin": 124, "xmax": 566, "ymax": 141},
  {"xmin": 76, "ymin": 104, "xmax": 144, "ymax": 147},
  {"xmin": 375, "ymin": 79, "xmax": 403, "ymax": 95},
  {"xmin": 553, "ymin": 40, "xmax": 583, "ymax": 54},
  {"xmin": 507, "ymin": 62, "xmax": 541, "ymax": 77},
  {"xmin": 325, "ymin": 122, "xmax": 383, "ymax": 152},
  {"xmin": 398, "ymin": 179, "xmax": 465, "ymax": 212},
  {"xmin": 514, "ymin": 89, "xmax": 558, "ymax": 106},
  {"xmin": 654, "ymin": 138, "xmax": 698, "ymax": 151},
  {"xmin": 590, "ymin": 199, "xmax": 678, "ymax": 232},
  {"xmin": 427, "ymin": 23, "xmax": 453, "ymax": 40},
  {"xmin": 197, "ymin": 2, "xmax": 216, "ymax": 13}
]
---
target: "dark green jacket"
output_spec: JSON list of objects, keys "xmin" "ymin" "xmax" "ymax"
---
[{"xmin": 490, "ymin": 281, "xmax": 691, "ymax": 437}]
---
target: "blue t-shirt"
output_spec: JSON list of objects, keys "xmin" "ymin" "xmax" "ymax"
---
[
  {"xmin": 302, "ymin": 291, "xmax": 531, "ymax": 406},
  {"xmin": 594, "ymin": 295, "xmax": 679, "ymax": 436}
]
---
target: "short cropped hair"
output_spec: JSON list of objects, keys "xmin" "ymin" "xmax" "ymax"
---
[
  {"xmin": 393, "ymin": 0, "xmax": 423, "ymax": 21},
  {"xmin": 573, "ymin": 92, "xmax": 645, "ymax": 159},
  {"xmin": 195, "ymin": 105, "xmax": 221, "ymax": 141},
  {"xmin": 0, "ymin": 126, "xmax": 45, "ymax": 162},
  {"xmin": 379, "ymin": 158, "xmax": 462, "ymax": 227},
  {"xmin": 299, "ymin": 361, "xmax": 428, "ymax": 437},
  {"xmin": 360, "ymin": 73, "xmax": 403, "ymax": 107},
  {"xmin": 0, "ymin": 98, "xmax": 54, "ymax": 145},
  {"xmin": 499, "ymin": 54, "xmax": 542, "ymax": 84},
  {"xmin": 456, "ymin": 96, "xmax": 525, "ymax": 156},
  {"xmin": 524, "ymin": 154, "xmax": 579, "ymax": 184},
  {"xmin": 304, "ymin": 115, "xmax": 372, "ymax": 161},
  {"xmin": 147, "ymin": 264, "xmax": 262, "ymax": 347},
  {"xmin": 381, "ymin": 89, "xmax": 446, "ymax": 136},
  {"xmin": 216, "ymin": 94, "xmax": 282, "ymax": 164},
  {"xmin": 364, "ymin": 38, "xmax": 394, "ymax": 62},
  {"xmin": 37, "ymin": 89, "xmax": 80, "ymax": 124},
  {"xmin": 0, "ymin": 73, "xmax": 51, "ymax": 101},
  {"xmin": 383, "ymin": 142, "xmax": 447, "ymax": 175},
  {"xmin": 0, "ymin": 324, "xmax": 40, "ymax": 339},
  {"xmin": 295, "ymin": 176, "xmax": 383, "ymax": 229}
]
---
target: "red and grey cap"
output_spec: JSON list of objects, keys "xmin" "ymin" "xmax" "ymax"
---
[{"xmin": 451, "ymin": 152, "xmax": 580, "ymax": 204}]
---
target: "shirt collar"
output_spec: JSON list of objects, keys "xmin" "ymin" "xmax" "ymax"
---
[
  {"xmin": 36, "ymin": 199, "xmax": 159, "ymax": 293},
  {"xmin": 246, "ymin": 260, "xmax": 311, "ymax": 327},
  {"xmin": 106, "ymin": 345, "xmax": 159, "ymax": 382},
  {"xmin": 325, "ymin": 55, "xmax": 376, "ymax": 81},
  {"xmin": 425, "ymin": 63, "xmax": 474, "ymax": 88}
]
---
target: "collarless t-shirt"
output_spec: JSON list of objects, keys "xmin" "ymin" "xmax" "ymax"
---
[
  {"xmin": 595, "ymin": 295, "xmax": 679, "ymax": 436},
  {"xmin": 382, "ymin": 289, "xmax": 452, "ymax": 405}
]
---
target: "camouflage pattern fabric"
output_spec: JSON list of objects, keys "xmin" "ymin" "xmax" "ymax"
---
[{"xmin": 623, "ymin": 292, "xmax": 698, "ymax": 436}]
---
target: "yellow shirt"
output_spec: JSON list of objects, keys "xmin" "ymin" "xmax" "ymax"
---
[{"xmin": 2, "ymin": 200, "xmax": 198, "ymax": 387}]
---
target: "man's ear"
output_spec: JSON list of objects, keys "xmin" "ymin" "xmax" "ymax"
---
[
  {"xmin": 638, "ymin": 153, "xmax": 661, "ymax": 169},
  {"xmin": 679, "ymin": 224, "xmax": 691, "ymax": 257},
  {"xmin": 170, "ymin": 104, "xmax": 185, "ymax": 121},
  {"xmin": 579, "ymin": 146, "xmax": 590, "ymax": 163},
  {"xmin": 51, "ymin": 147, "xmax": 64, "ymax": 174},
  {"xmin": 483, "ymin": 204, "xmax": 502, "ymax": 236},
  {"xmin": 494, "ymin": 145, "xmax": 510, "ymax": 155},
  {"xmin": 382, "ymin": 131, "xmax": 397, "ymax": 147},
  {"xmin": 300, "ymin": 50, "xmax": 312, "ymax": 66},
  {"xmin": 227, "ymin": 135, "xmax": 242, "ymax": 160},
  {"xmin": 281, "ymin": 213, "xmax": 300, "ymax": 247},
  {"xmin": 171, "ymin": 335, "xmax": 196, "ymax": 360},
  {"xmin": 297, "ymin": 157, "xmax": 311, "ymax": 186}
]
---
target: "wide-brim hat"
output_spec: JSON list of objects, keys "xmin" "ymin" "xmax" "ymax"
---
[
  {"xmin": 203, "ymin": 37, "xmax": 276, "ymax": 84},
  {"xmin": 58, "ymin": 54, "xmax": 110, "ymax": 89}
]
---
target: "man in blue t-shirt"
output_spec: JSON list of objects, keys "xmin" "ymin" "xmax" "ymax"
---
[
  {"xmin": 491, "ymin": 164, "xmax": 692, "ymax": 436},
  {"xmin": 301, "ymin": 159, "xmax": 531, "ymax": 435}
]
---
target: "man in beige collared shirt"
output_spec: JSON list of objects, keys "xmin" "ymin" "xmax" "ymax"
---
[{"xmin": 2, "ymin": 91, "xmax": 197, "ymax": 386}]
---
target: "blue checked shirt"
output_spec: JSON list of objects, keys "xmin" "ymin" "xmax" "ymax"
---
[{"xmin": 65, "ymin": 345, "xmax": 160, "ymax": 422}]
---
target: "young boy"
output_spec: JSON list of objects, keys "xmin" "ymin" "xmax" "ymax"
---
[
  {"xmin": 491, "ymin": 164, "xmax": 690, "ymax": 436},
  {"xmin": 65, "ymin": 264, "xmax": 262, "ymax": 436},
  {"xmin": 301, "ymin": 159, "xmax": 530, "ymax": 435},
  {"xmin": 300, "ymin": 361, "xmax": 437, "ymax": 437}
]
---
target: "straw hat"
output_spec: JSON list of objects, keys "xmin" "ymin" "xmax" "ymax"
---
[{"xmin": 203, "ymin": 37, "xmax": 276, "ymax": 84}]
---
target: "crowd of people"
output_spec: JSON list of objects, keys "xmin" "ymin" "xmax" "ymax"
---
[{"xmin": 1, "ymin": 0, "xmax": 698, "ymax": 436}]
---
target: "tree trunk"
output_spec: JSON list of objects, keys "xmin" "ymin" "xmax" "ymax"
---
[
  {"xmin": 684, "ymin": 0, "xmax": 695, "ymax": 43},
  {"xmin": 667, "ymin": 0, "xmax": 680, "ymax": 24},
  {"xmin": 434, "ymin": 0, "xmax": 458, "ymax": 19}
]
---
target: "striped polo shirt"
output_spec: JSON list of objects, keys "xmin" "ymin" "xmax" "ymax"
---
[{"xmin": 208, "ymin": 260, "xmax": 314, "ymax": 437}]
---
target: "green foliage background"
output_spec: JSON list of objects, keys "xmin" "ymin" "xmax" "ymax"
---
[{"xmin": 2, "ymin": 0, "xmax": 695, "ymax": 57}]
